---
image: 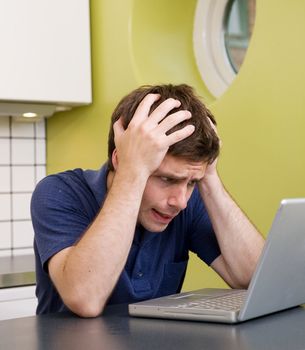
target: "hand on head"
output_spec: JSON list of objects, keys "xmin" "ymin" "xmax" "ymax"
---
[{"xmin": 113, "ymin": 93, "xmax": 194, "ymax": 178}]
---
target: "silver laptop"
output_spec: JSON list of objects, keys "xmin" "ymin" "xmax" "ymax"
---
[{"xmin": 129, "ymin": 198, "xmax": 305, "ymax": 323}]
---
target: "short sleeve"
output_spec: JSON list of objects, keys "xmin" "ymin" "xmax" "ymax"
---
[{"xmin": 31, "ymin": 171, "xmax": 99, "ymax": 271}]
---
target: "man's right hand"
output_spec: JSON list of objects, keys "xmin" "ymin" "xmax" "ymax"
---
[{"xmin": 113, "ymin": 93, "xmax": 195, "ymax": 179}]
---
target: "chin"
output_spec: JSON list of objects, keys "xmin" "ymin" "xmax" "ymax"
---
[{"xmin": 141, "ymin": 221, "xmax": 168, "ymax": 233}]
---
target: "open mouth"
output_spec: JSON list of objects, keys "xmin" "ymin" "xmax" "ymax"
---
[{"xmin": 152, "ymin": 208, "xmax": 175, "ymax": 223}]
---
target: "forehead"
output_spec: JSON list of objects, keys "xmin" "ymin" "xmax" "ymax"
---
[{"xmin": 155, "ymin": 155, "xmax": 207, "ymax": 178}]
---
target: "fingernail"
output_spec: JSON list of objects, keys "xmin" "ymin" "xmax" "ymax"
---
[{"xmin": 188, "ymin": 124, "xmax": 195, "ymax": 132}]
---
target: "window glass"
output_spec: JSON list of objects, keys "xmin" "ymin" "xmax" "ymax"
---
[{"xmin": 224, "ymin": 0, "xmax": 256, "ymax": 73}]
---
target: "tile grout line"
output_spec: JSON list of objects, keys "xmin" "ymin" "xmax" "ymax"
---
[{"xmin": 9, "ymin": 117, "xmax": 13, "ymax": 255}]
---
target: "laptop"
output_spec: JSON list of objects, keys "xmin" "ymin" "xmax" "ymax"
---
[{"xmin": 128, "ymin": 198, "xmax": 305, "ymax": 323}]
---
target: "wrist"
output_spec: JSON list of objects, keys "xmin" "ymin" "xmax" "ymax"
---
[
  {"xmin": 198, "ymin": 171, "xmax": 224, "ymax": 198},
  {"xmin": 111, "ymin": 165, "xmax": 149, "ymax": 193}
]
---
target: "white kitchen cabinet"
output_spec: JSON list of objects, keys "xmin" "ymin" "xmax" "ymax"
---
[
  {"xmin": 0, "ymin": 0, "xmax": 91, "ymax": 118},
  {"xmin": 0, "ymin": 285, "xmax": 37, "ymax": 320}
]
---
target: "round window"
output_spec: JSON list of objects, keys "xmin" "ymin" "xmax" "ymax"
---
[
  {"xmin": 224, "ymin": 0, "xmax": 256, "ymax": 73},
  {"xmin": 193, "ymin": 0, "xmax": 256, "ymax": 97}
]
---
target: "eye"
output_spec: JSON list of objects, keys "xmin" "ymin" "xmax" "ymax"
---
[
  {"xmin": 160, "ymin": 176, "xmax": 172, "ymax": 183},
  {"xmin": 188, "ymin": 180, "xmax": 197, "ymax": 188}
]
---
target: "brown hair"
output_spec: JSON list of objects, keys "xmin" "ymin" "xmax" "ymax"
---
[{"xmin": 107, "ymin": 84, "xmax": 220, "ymax": 171}]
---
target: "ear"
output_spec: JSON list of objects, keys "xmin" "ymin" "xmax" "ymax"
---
[{"xmin": 112, "ymin": 149, "xmax": 119, "ymax": 170}]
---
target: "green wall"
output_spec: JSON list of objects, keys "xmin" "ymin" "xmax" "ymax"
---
[{"xmin": 47, "ymin": 0, "xmax": 305, "ymax": 290}]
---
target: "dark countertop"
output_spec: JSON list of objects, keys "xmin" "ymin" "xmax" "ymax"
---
[
  {"xmin": 0, "ymin": 254, "xmax": 35, "ymax": 288},
  {"xmin": 1, "ymin": 304, "xmax": 305, "ymax": 349}
]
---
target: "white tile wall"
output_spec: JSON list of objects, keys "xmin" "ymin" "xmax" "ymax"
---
[
  {"xmin": 12, "ymin": 166, "xmax": 35, "ymax": 192},
  {"xmin": 36, "ymin": 165, "xmax": 46, "ymax": 183},
  {"xmin": 12, "ymin": 139, "xmax": 35, "ymax": 165},
  {"xmin": 0, "ymin": 194, "xmax": 11, "ymax": 221},
  {"xmin": 0, "ymin": 116, "xmax": 46, "ymax": 256},
  {"xmin": 12, "ymin": 193, "xmax": 32, "ymax": 220},
  {"xmin": 35, "ymin": 121, "xmax": 45, "ymax": 138},
  {"xmin": 0, "ymin": 222, "xmax": 11, "ymax": 249},
  {"xmin": 13, "ymin": 221, "xmax": 34, "ymax": 248},
  {"xmin": 35, "ymin": 139, "xmax": 46, "ymax": 164},
  {"xmin": 0, "ymin": 139, "xmax": 10, "ymax": 164},
  {"xmin": 0, "ymin": 167, "xmax": 10, "ymax": 192},
  {"xmin": 11, "ymin": 122, "xmax": 35, "ymax": 138}
]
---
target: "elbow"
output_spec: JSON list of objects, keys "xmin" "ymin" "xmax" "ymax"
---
[
  {"xmin": 231, "ymin": 278, "xmax": 250, "ymax": 290},
  {"xmin": 226, "ymin": 269, "xmax": 252, "ymax": 290},
  {"xmin": 63, "ymin": 293, "xmax": 107, "ymax": 318},
  {"xmin": 230, "ymin": 269, "xmax": 252, "ymax": 289},
  {"xmin": 230, "ymin": 261, "xmax": 257, "ymax": 289},
  {"xmin": 233, "ymin": 270, "xmax": 253, "ymax": 289}
]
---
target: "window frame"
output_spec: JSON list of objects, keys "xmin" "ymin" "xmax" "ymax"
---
[{"xmin": 193, "ymin": 0, "xmax": 236, "ymax": 98}]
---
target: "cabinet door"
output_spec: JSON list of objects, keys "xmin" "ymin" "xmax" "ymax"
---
[
  {"xmin": 0, "ymin": 0, "xmax": 91, "ymax": 105},
  {"xmin": 0, "ymin": 285, "xmax": 37, "ymax": 320}
]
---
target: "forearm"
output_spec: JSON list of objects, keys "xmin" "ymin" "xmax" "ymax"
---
[
  {"xmin": 198, "ymin": 173, "xmax": 265, "ymax": 288},
  {"xmin": 50, "ymin": 169, "xmax": 147, "ymax": 317}
]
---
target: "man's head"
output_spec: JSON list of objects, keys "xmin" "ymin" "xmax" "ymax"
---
[{"xmin": 107, "ymin": 84, "xmax": 220, "ymax": 171}]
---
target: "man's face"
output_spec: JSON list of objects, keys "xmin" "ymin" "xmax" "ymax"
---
[{"xmin": 138, "ymin": 155, "xmax": 208, "ymax": 232}]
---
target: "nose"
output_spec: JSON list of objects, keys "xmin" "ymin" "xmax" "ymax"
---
[{"xmin": 168, "ymin": 185, "xmax": 188, "ymax": 211}]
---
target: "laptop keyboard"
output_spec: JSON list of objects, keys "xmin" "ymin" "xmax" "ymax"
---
[{"xmin": 176, "ymin": 290, "xmax": 247, "ymax": 312}]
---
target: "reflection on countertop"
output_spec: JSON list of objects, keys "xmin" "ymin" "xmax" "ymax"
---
[{"xmin": 0, "ymin": 254, "xmax": 35, "ymax": 288}]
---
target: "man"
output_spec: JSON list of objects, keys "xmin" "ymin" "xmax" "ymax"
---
[{"xmin": 31, "ymin": 84, "xmax": 264, "ymax": 317}]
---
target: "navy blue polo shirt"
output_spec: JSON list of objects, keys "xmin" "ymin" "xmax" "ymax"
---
[{"xmin": 31, "ymin": 163, "xmax": 221, "ymax": 315}]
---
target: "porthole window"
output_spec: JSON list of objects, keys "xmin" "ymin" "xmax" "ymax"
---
[
  {"xmin": 193, "ymin": 0, "xmax": 256, "ymax": 98},
  {"xmin": 224, "ymin": 0, "xmax": 256, "ymax": 73}
]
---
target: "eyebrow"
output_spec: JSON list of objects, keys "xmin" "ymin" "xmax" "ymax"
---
[{"xmin": 154, "ymin": 171, "xmax": 204, "ymax": 182}]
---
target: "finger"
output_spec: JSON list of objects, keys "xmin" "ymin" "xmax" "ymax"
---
[
  {"xmin": 130, "ymin": 93, "xmax": 161, "ymax": 125},
  {"xmin": 157, "ymin": 110, "xmax": 192, "ymax": 134},
  {"xmin": 113, "ymin": 117, "xmax": 125, "ymax": 141},
  {"xmin": 207, "ymin": 117, "xmax": 218, "ymax": 134},
  {"xmin": 148, "ymin": 98, "xmax": 181, "ymax": 125},
  {"xmin": 164, "ymin": 124, "xmax": 195, "ymax": 147},
  {"xmin": 207, "ymin": 117, "xmax": 222, "ymax": 147}
]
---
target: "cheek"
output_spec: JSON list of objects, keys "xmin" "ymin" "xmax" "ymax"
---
[
  {"xmin": 187, "ymin": 187, "xmax": 196, "ymax": 199},
  {"xmin": 141, "ymin": 180, "xmax": 165, "ymax": 209}
]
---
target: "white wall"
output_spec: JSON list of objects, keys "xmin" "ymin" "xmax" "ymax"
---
[{"xmin": 0, "ymin": 117, "xmax": 46, "ymax": 256}]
